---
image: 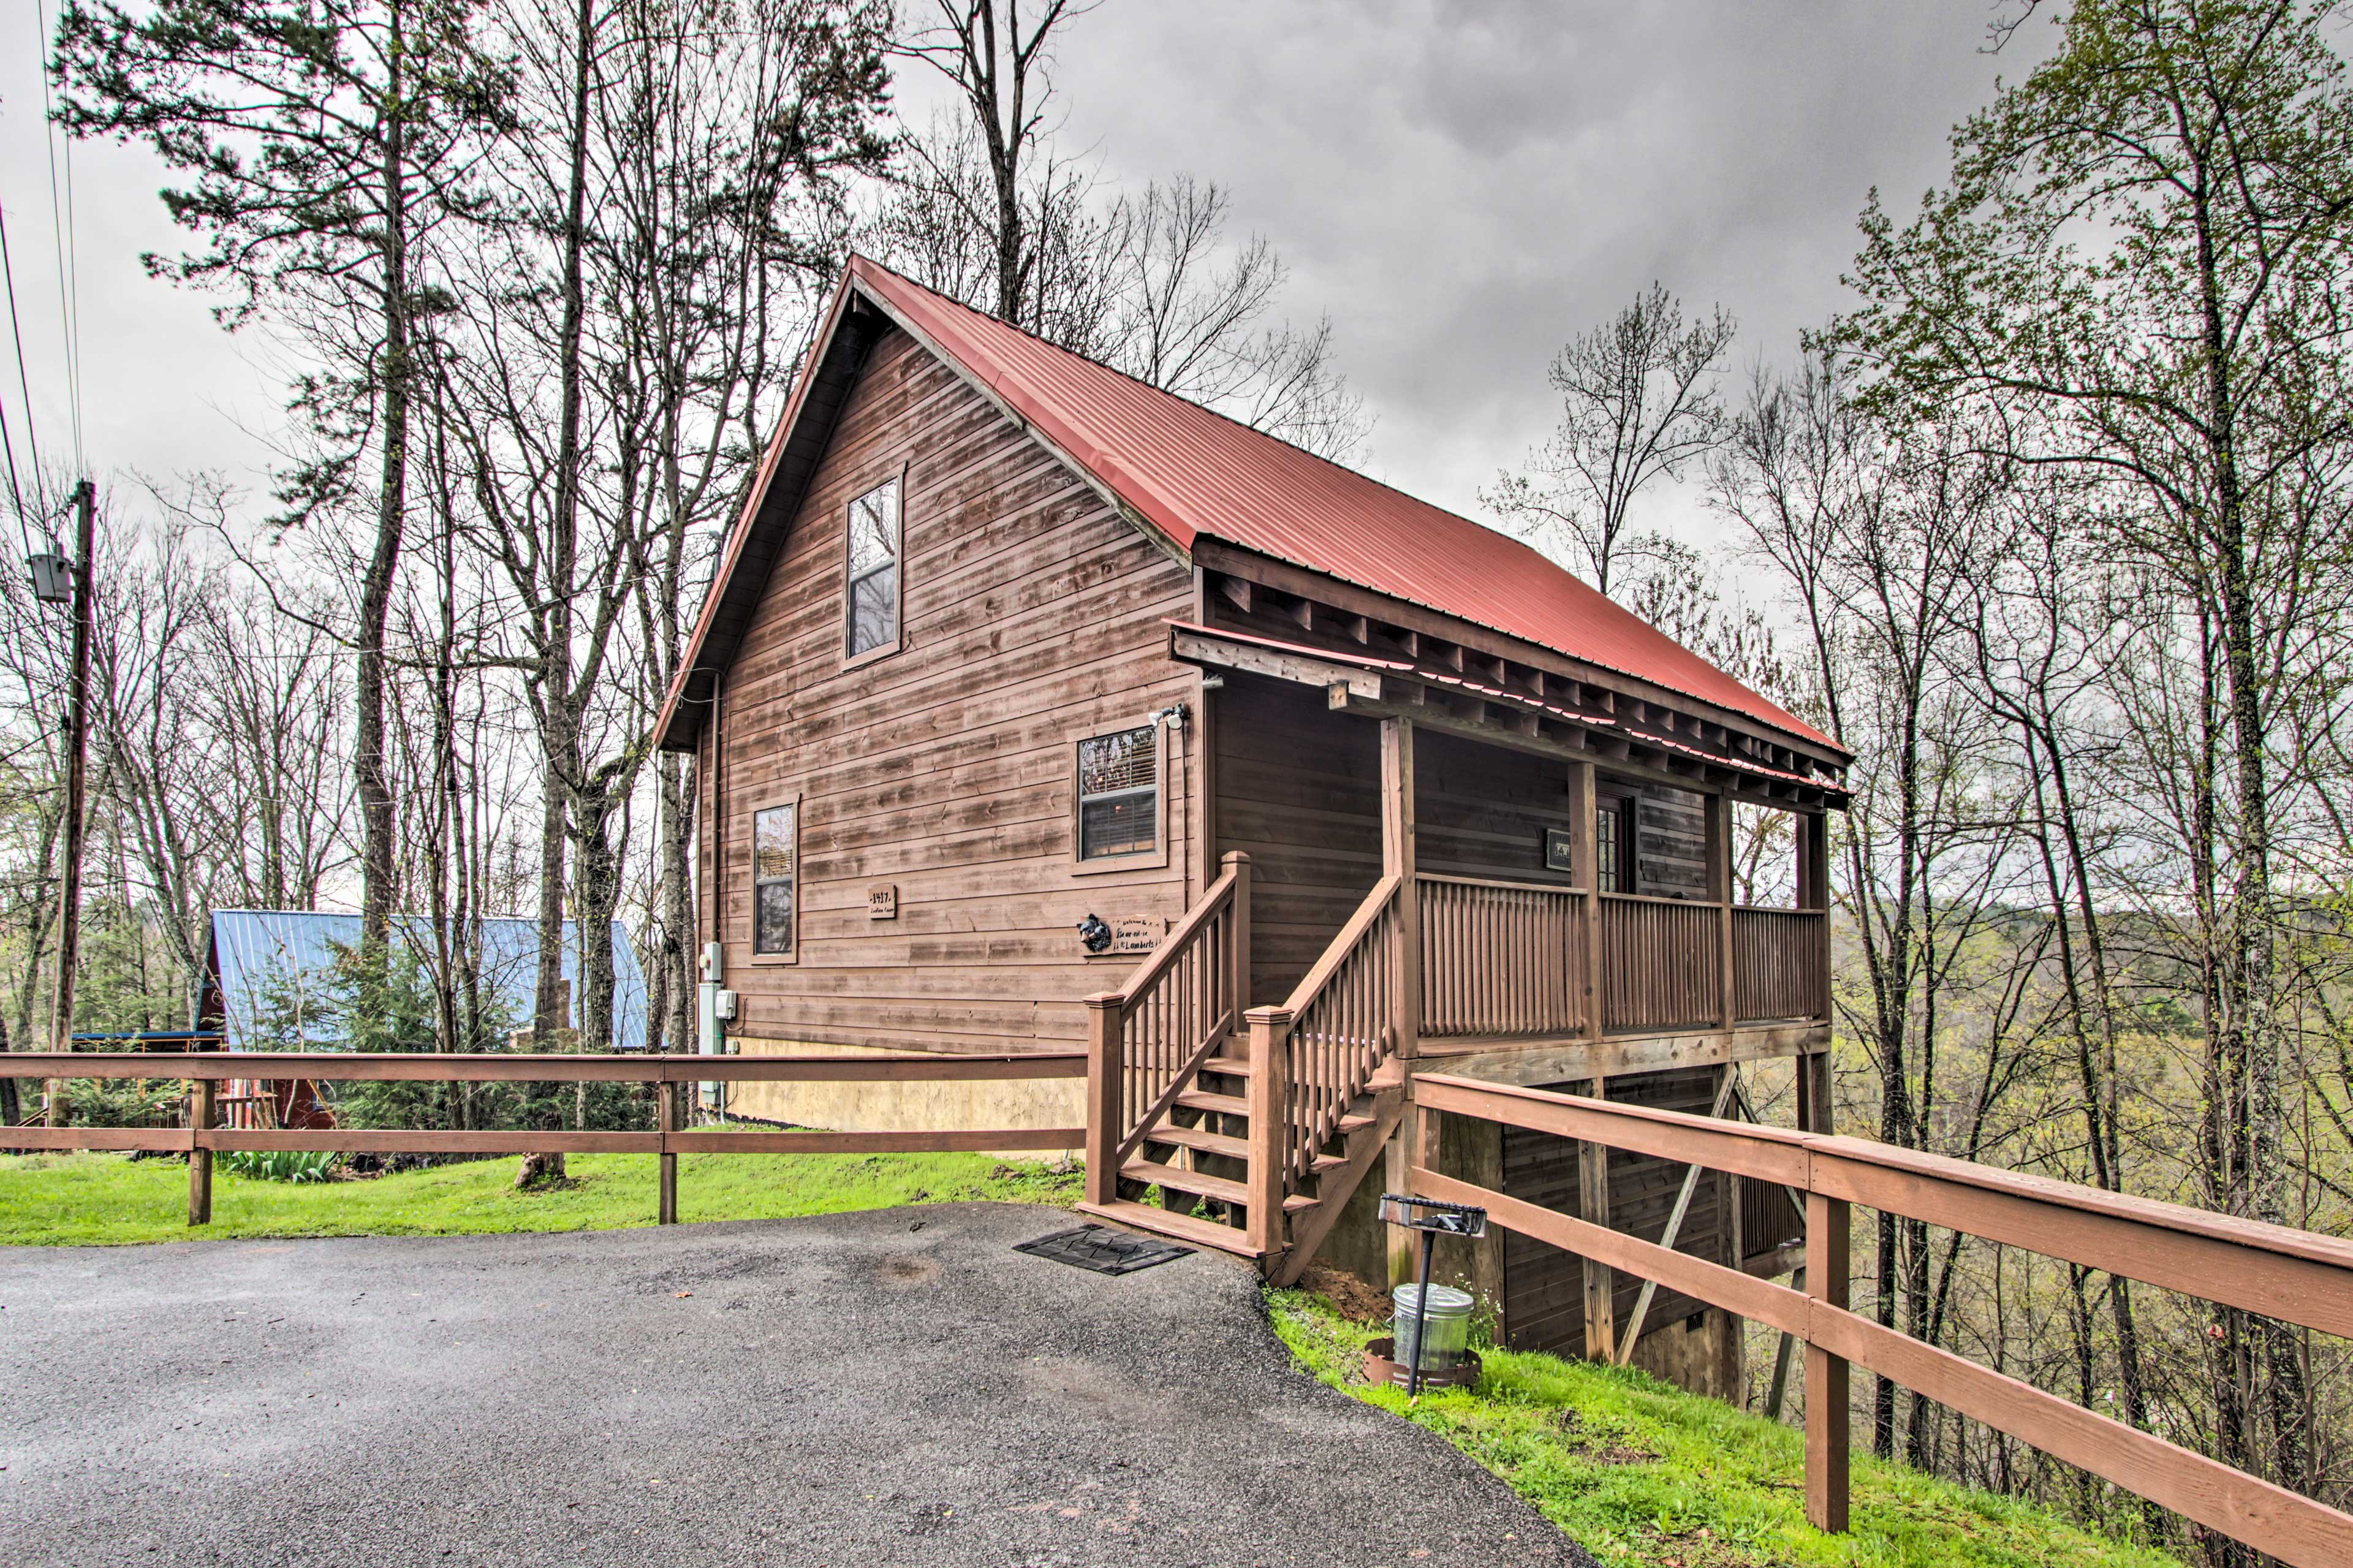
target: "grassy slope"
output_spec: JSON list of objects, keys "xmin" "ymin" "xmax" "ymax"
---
[
  {"xmin": 0, "ymin": 1149, "xmax": 1081, "ymax": 1246},
  {"xmin": 1270, "ymin": 1290, "xmax": 2180, "ymax": 1568}
]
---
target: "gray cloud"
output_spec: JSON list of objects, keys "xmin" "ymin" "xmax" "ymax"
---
[{"xmin": 5, "ymin": 1, "xmax": 2047, "ymax": 543}]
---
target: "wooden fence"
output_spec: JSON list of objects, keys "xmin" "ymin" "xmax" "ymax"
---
[
  {"xmin": 1408, "ymin": 1072, "xmax": 2353, "ymax": 1567},
  {"xmin": 10, "ymin": 1050, "xmax": 1088, "ymax": 1227}
]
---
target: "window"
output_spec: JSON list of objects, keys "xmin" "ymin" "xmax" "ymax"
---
[
  {"xmin": 1077, "ymin": 726, "xmax": 1158, "ymax": 861},
  {"xmin": 753, "ymin": 802, "xmax": 798, "ymax": 955},
  {"xmin": 1596, "ymin": 801, "xmax": 1625, "ymax": 894},
  {"xmin": 844, "ymin": 475, "xmax": 901, "ymax": 661}
]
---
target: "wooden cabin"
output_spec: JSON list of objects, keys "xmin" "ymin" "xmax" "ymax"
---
[{"xmin": 656, "ymin": 257, "xmax": 1847, "ymax": 1394}]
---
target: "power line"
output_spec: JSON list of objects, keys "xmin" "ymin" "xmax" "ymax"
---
[
  {"xmin": 34, "ymin": 0, "xmax": 83, "ymax": 474},
  {"xmin": 0, "ymin": 192, "xmax": 44, "ymax": 554}
]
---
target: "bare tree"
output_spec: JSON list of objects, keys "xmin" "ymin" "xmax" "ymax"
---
[{"xmin": 1487, "ymin": 281, "xmax": 1735, "ymax": 596}]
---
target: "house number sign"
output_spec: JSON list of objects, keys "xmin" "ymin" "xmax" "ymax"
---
[{"xmin": 868, "ymin": 885, "xmax": 898, "ymax": 920}]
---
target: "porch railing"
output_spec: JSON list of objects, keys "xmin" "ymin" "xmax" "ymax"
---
[
  {"xmin": 1733, "ymin": 906, "xmax": 1828, "ymax": 1022},
  {"xmin": 1601, "ymin": 893, "xmax": 1722, "ymax": 1032},
  {"xmin": 1418, "ymin": 874, "xmax": 1586, "ymax": 1038},
  {"xmin": 1083, "ymin": 852, "xmax": 1251, "ymax": 1199}
]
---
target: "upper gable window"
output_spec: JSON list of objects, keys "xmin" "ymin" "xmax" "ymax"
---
[{"xmin": 845, "ymin": 475, "xmax": 901, "ymax": 663}]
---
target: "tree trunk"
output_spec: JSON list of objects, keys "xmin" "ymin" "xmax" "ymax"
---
[{"xmin": 355, "ymin": 17, "xmax": 414, "ymax": 949}]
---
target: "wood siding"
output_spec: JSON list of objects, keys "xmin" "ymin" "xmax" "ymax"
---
[
  {"xmin": 700, "ymin": 325, "xmax": 1201, "ymax": 1055},
  {"xmin": 1499, "ymin": 1066, "xmax": 1733, "ymax": 1354}
]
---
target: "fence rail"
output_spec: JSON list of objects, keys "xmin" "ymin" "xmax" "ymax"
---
[
  {"xmin": 1408, "ymin": 1072, "xmax": 2353, "ymax": 1568},
  {"xmin": 12, "ymin": 1050, "xmax": 1088, "ymax": 1227},
  {"xmin": 1418, "ymin": 874, "xmax": 1585, "ymax": 1037},
  {"xmin": 1599, "ymin": 893, "xmax": 1722, "ymax": 1031}
]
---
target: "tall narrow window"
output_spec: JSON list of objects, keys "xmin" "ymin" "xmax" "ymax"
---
[
  {"xmin": 1595, "ymin": 802, "xmax": 1624, "ymax": 895},
  {"xmin": 753, "ymin": 803, "xmax": 798, "ymax": 955},
  {"xmin": 1077, "ymin": 727, "xmax": 1158, "ymax": 860},
  {"xmin": 845, "ymin": 475, "xmax": 901, "ymax": 661}
]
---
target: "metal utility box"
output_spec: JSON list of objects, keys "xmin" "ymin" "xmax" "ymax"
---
[{"xmin": 28, "ymin": 553, "xmax": 73, "ymax": 605}]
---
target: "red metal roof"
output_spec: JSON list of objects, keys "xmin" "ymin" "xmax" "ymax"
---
[{"xmin": 847, "ymin": 256, "xmax": 1837, "ymax": 752}]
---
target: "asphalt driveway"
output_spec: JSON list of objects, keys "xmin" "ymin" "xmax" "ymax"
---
[{"xmin": 1, "ymin": 1202, "xmax": 1589, "ymax": 1567}]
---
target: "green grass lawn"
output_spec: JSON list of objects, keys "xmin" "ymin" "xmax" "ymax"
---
[
  {"xmin": 0, "ymin": 1147, "xmax": 1082, "ymax": 1246},
  {"xmin": 1270, "ymin": 1290, "xmax": 2180, "ymax": 1568}
]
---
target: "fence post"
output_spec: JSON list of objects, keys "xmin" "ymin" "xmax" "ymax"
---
[
  {"xmin": 1805, "ymin": 1189, "xmax": 1851, "ymax": 1533},
  {"xmin": 188, "ymin": 1077, "xmax": 214, "ymax": 1227},
  {"xmin": 1578, "ymin": 1075, "xmax": 1613, "ymax": 1360},
  {"xmin": 1085, "ymin": 994, "xmax": 1124, "ymax": 1206},
  {"xmin": 1244, "ymin": 1005, "xmax": 1292, "ymax": 1257},
  {"xmin": 657, "ymin": 1079, "xmax": 678, "ymax": 1225}
]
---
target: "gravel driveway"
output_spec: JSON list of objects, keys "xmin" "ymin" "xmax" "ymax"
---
[{"xmin": 1, "ymin": 1202, "xmax": 1590, "ymax": 1567}]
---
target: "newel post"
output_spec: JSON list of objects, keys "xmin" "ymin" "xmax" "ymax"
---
[
  {"xmin": 1805, "ymin": 1184, "xmax": 1852, "ymax": 1534},
  {"xmin": 1243, "ymin": 1005, "xmax": 1292, "ymax": 1256},
  {"xmin": 1084, "ymin": 994, "xmax": 1124, "ymax": 1206}
]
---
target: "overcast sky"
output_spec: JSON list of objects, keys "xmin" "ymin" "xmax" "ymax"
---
[{"xmin": 1, "ymin": 1, "xmax": 2048, "ymax": 555}]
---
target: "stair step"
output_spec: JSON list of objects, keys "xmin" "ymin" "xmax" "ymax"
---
[
  {"xmin": 1174, "ymin": 1089, "xmax": 1249, "ymax": 1118},
  {"xmin": 1124, "ymin": 1158, "xmax": 1317, "ymax": 1214},
  {"xmin": 1197, "ymin": 1055, "xmax": 1252, "ymax": 1077},
  {"xmin": 1077, "ymin": 1199, "xmax": 1264, "ymax": 1258},
  {"xmin": 1142, "ymin": 1123, "xmax": 1251, "ymax": 1161}
]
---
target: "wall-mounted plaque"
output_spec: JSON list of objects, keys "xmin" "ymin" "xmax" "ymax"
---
[
  {"xmin": 1108, "ymin": 915, "xmax": 1165, "ymax": 955},
  {"xmin": 868, "ymin": 884, "xmax": 898, "ymax": 920},
  {"xmin": 1543, "ymin": 827, "xmax": 1575, "ymax": 874}
]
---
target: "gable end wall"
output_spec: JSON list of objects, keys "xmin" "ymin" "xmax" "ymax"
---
[{"xmin": 697, "ymin": 325, "xmax": 1202, "ymax": 1055}]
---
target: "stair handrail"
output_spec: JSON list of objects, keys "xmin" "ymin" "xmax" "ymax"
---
[
  {"xmin": 1275, "ymin": 874, "xmax": 1403, "ymax": 1183},
  {"xmin": 1083, "ymin": 852, "xmax": 1250, "ymax": 1201}
]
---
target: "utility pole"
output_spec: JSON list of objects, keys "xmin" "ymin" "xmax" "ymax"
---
[{"xmin": 45, "ymin": 479, "xmax": 95, "ymax": 1127}]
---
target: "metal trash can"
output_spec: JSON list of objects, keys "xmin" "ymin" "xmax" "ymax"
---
[{"xmin": 1392, "ymin": 1283, "xmax": 1474, "ymax": 1371}]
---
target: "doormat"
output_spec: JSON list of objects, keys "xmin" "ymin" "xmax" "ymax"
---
[{"xmin": 1014, "ymin": 1224, "xmax": 1194, "ymax": 1275}]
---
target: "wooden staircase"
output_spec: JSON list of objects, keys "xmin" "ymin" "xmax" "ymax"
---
[{"xmin": 1080, "ymin": 855, "xmax": 1408, "ymax": 1279}]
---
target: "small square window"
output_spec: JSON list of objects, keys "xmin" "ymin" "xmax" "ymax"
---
[
  {"xmin": 754, "ymin": 803, "xmax": 798, "ymax": 955},
  {"xmin": 1077, "ymin": 727, "xmax": 1158, "ymax": 861},
  {"xmin": 846, "ymin": 476, "xmax": 901, "ymax": 661}
]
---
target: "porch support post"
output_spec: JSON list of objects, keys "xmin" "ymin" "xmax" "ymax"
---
[
  {"xmin": 1567, "ymin": 760, "xmax": 1602, "ymax": 1040},
  {"xmin": 1577, "ymin": 1074, "xmax": 1613, "ymax": 1360},
  {"xmin": 1711, "ymin": 793, "xmax": 1735, "ymax": 1030},
  {"xmin": 1245, "ymin": 1005, "xmax": 1292, "ymax": 1257},
  {"xmin": 1384, "ymin": 1091, "xmax": 1425, "ymax": 1287},
  {"xmin": 1380, "ymin": 718, "xmax": 1419, "ymax": 1059},
  {"xmin": 1380, "ymin": 717, "xmax": 1421, "ymax": 1287},
  {"xmin": 1798, "ymin": 810, "xmax": 1831, "ymax": 1021},
  {"xmin": 1084, "ymin": 994, "xmax": 1124, "ymax": 1206}
]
